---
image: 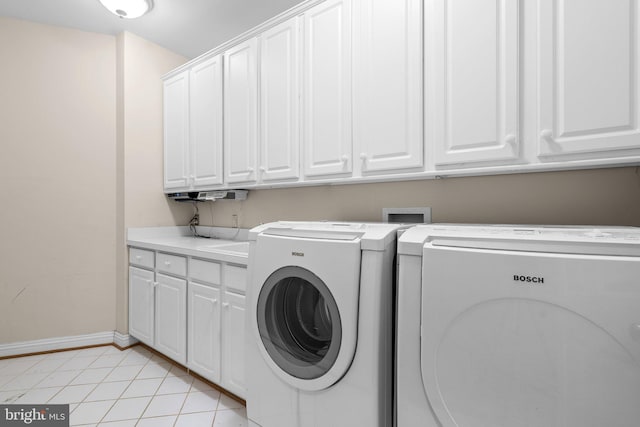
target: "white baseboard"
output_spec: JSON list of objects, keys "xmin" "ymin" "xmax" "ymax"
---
[
  {"xmin": 0, "ymin": 331, "xmax": 138, "ymax": 358},
  {"xmin": 114, "ymin": 331, "xmax": 139, "ymax": 348}
]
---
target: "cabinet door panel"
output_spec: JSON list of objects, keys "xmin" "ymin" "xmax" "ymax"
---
[
  {"xmin": 429, "ymin": 0, "xmax": 520, "ymax": 165},
  {"xmin": 163, "ymin": 71, "xmax": 190, "ymax": 189},
  {"xmin": 260, "ymin": 18, "xmax": 300, "ymax": 182},
  {"xmin": 539, "ymin": 0, "xmax": 640, "ymax": 156},
  {"xmin": 224, "ymin": 39, "xmax": 258, "ymax": 184},
  {"xmin": 303, "ymin": 0, "xmax": 352, "ymax": 177},
  {"xmin": 188, "ymin": 282, "xmax": 221, "ymax": 383},
  {"xmin": 190, "ymin": 55, "xmax": 224, "ymax": 188},
  {"xmin": 222, "ymin": 291, "xmax": 246, "ymax": 398},
  {"xmin": 353, "ymin": 0, "xmax": 423, "ymax": 173},
  {"xmin": 155, "ymin": 273, "xmax": 187, "ymax": 365},
  {"xmin": 129, "ymin": 267, "xmax": 154, "ymax": 347}
]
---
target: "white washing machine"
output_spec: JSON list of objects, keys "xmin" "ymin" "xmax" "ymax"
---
[
  {"xmin": 396, "ymin": 224, "xmax": 640, "ymax": 427},
  {"xmin": 246, "ymin": 221, "xmax": 404, "ymax": 427}
]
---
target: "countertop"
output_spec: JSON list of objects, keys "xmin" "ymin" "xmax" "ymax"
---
[{"xmin": 127, "ymin": 226, "xmax": 250, "ymax": 265}]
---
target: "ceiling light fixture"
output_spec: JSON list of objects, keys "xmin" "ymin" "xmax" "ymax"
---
[{"xmin": 98, "ymin": 0, "xmax": 153, "ymax": 19}]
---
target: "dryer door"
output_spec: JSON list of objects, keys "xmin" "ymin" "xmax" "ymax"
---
[
  {"xmin": 421, "ymin": 246, "xmax": 640, "ymax": 427},
  {"xmin": 257, "ymin": 266, "xmax": 341, "ymax": 380}
]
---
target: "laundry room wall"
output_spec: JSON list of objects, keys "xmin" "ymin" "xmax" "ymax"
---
[
  {"xmin": 198, "ymin": 167, "xmax": 640, "ymax": 228},
  {"xmin": 0, "ymin": 17, "xmax": 118, "ymax": 344},
  {"xmin": 0, "ymin": 17, "xmax": 192, "ymax": 346}
]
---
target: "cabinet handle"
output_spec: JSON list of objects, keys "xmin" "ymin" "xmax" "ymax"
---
[
  {"xmin": 505, "ymin": 134, "xmax": 517, "ymax": 146},
  {"xmin": 540, "ymin": 129, "xmax": 554, "ymax": 142},
  {"xmin": 222, "ymin": 302, "xmax": 230, "ymax": 308}
]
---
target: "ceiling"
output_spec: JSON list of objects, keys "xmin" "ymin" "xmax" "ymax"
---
[{"xmin": 0, "ymin": 0, "xmax": 305, "ymax": 59}]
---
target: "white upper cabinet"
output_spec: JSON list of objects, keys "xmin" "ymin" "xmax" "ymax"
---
[
  {"xmin": 353, "ymin": 0, "xmax": 423, "ymax": 174},
  {"xmin": 163, "ymin": 71, "xmax": 190, "ymax": 189},
  {"xmin": 302, "ymin": 0, "xmax": 353, "ymax": 177},
  {"xmin": 162, "ymin": 0, "xmax": 640, "ymax": 190},
  {"xmin": 428, "ymin": 0, "xmax": 520, "ymax": 166},
  {"xmin": 259, "ymin": 18, "xmax": 301, "ymax": 183},
  {"xmin": 163, "ymin": 55, "xmax": 223, "ymax": 192},
  {"xmin": 190, "ymin": 55, "xmax": 224, "ymax": 188},
  {"xmin": 224, "ymin": 38, "xmax": 259, "ymax": 184},
  {"xmin": 538, "ymin": 0, "xmax": 640, "ymax": 158}
]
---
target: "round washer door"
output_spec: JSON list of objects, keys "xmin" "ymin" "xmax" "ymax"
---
[{"xmin": 257, "ymin": 266, "xmax": 342, "ymax": 381}]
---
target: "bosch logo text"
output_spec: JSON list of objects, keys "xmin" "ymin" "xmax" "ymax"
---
[{"xmin": 513, "ymin": 275, "xmax": 544, "ymax": 284}]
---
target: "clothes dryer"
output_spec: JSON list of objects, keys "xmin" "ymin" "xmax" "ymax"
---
[
  {"xmin": 396, "ymin": 225, "xmax": 640, "ymax": 427},
  {"xmin": 247, "ymin": 221, "xmax": 404, "ymax": 427}
]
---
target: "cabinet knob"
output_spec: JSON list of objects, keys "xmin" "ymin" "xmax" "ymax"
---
[
  {"xmin": 505, "ymin": 134, "xmax": 517, "ymax": 146},
  {"xmin": 153, "ymin": 281, "xmax": 159, "ymax": 288},
  {"xmin": 164, "ymin": 261, "xmax": 171, "ymax": 266},
  {"xmin": 247, "ymin": 167, "xmax": 254, "ymax": 173},
  {"xmin": 213, "ymin": 299, "xmax": 218, "ymax": 304},
  {"xmin": 541, "ymin": 129, "xmax": 554, "ymax": 142},
  {"xmin": 135, "ymin": 256, "xmax": 142, "ymax": 260},
  {"xmin": 259, "ymin": 166, "xmax": 266, "ymax": 173},
  {"xmin": 341, "ymin": 155, "xmax": 349, "ymax": 163},
  {"xmin": 359, "ymin": 153, "xmax": 368, "ymax": 161},
  {"xmin": 222, "ymin": 302, "xmax": 230, "ymax": 308}
]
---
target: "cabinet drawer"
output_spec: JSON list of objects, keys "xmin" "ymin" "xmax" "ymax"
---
[
  {"xmin": 189, "ymin": 258, "xmax": 221, "ymax": 285},
  {"xmin": 129, "ymin": 248, "xmax": 154, "ymax": 269},
  {"xmin": 225, "ymin": 264, "xmax": 247, "ymax": 293},
  {"xmin": 156, "ymin": 252, "xmax": 187, "ymax": 277}
]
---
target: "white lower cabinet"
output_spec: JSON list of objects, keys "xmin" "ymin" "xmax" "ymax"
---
[
  {"xmin": 155, "ymin": 273, "xmax": 187, "ymax": 365},
  {"xmin": 221, "ymin": 290, "xmax": 246, "ymax": 397},
  {"xmin": 129, "ymin": 247, "xmax": 247, "ymax": 400},
  {"xmin": 128, "ymin": 266, "xmax": 155, "ymax": 347},
  {"xmin": 129, "ymin": 253, "xmax": 188, "ymax": 366},
  {"xmin": 186, "ymin": 260, "xmax": 247, "ymax": 399},
  {"xmin": 187, "ymin": 281, "xmax": 222, "ymax": 383}
]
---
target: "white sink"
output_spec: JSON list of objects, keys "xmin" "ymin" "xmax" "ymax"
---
[{"xmin": 201, "ymin": 241, "xmax": 249, "ymax": 254}]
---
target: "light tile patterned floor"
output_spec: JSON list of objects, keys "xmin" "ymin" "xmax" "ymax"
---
[{"xmin": 0, "ymin": 345, "xmax": 247, "ymax": 426}]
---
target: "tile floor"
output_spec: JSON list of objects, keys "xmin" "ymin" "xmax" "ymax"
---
[{"xmin": 0, "ymin": 345, "xmax": 247, "ymax": 426}]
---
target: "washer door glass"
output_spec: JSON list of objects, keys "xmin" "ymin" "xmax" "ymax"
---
[{"xmin": 257, "ymin": 266, "xmax": 342, "ymax": 380}]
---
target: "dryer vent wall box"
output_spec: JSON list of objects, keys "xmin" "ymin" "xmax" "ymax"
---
[{"xmin": 383, "ymin": 207, "xmax": 431, "ymax": 224}]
